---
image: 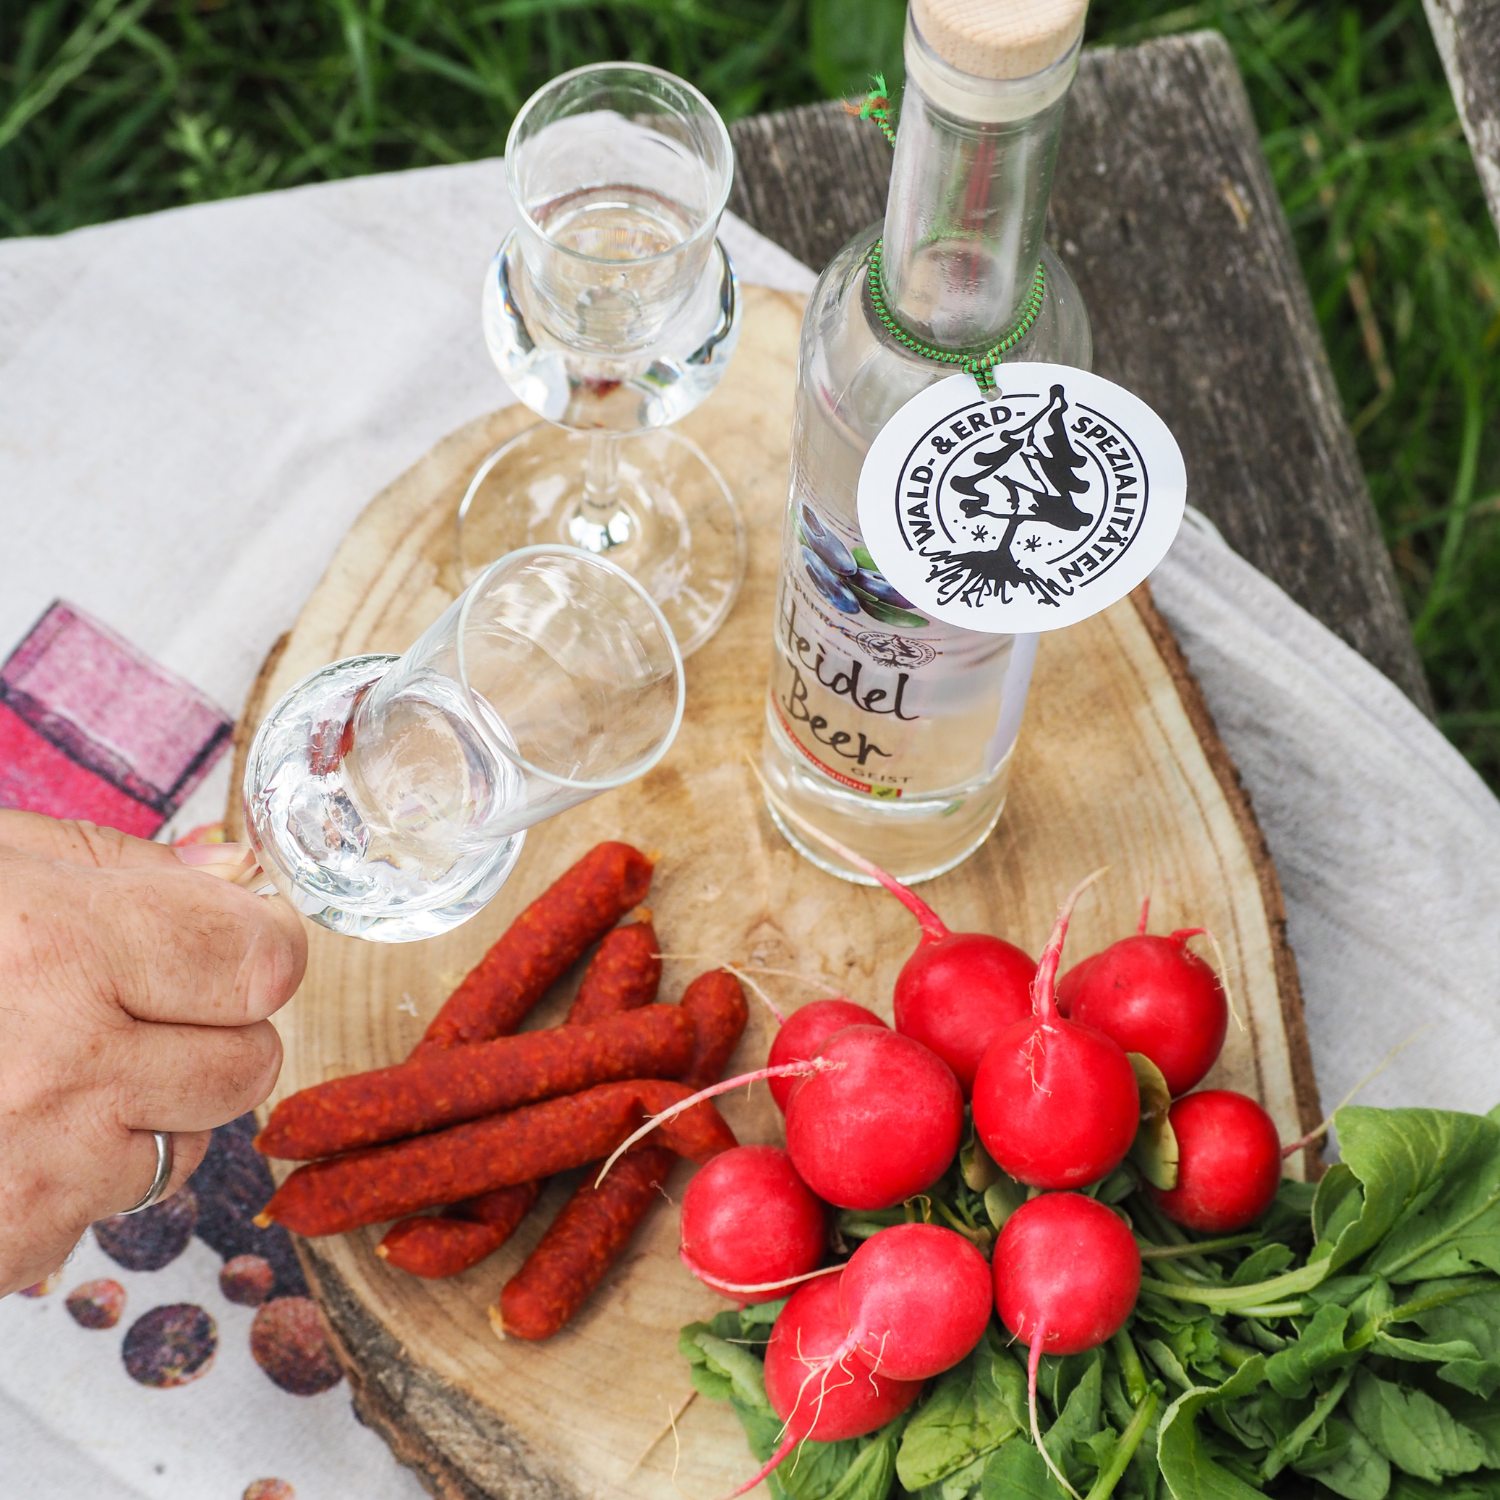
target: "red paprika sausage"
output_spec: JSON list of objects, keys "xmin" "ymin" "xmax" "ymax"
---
[
  {"xmin": 418, "ymin": 841, "xmax": 653, "ymax": 1049},
  {"xmin": 376, "ymin": 1184, "xmax": 541, "ymax": 1278},
  {"xmin": 567, "ymin": 920, "xmax": 663, "ymax": 1025},
  {"xmin": 256, "ymin": 1004, "xmax": 691, "ymax": 1160},
  {"xmin": 377, "ymin": 920, "xmax": 661, "ymax": 1277},
  {"xmin": 494, "ymin": 970, "xmax": 748, "ymax": 1339},
  {"xmin": 256, "ymin": 1080, "xmax": 736, "ymax": 1238}
]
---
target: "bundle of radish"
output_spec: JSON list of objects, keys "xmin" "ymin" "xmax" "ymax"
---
[{"xmin": 674, "ymin": 811, "xmax": 1500, "ymax": 1500}]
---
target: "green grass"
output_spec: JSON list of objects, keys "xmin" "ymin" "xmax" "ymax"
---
[{"xmin": 3, "ymin": 0, "xmax": 1497, "ymax": 785}]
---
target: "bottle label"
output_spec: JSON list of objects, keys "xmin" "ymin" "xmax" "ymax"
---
[
  {"xmin": 856, "ymin": 366, "xmax": 1186, "ymax": 634},
  {"xmin": 770, "ymin": 506, "xmax": 1035, "ymax": 799}
]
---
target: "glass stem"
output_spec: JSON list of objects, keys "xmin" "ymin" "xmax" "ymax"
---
[{"xmin": 568, "ymin": 432, "xmax": 634, "ymax": 552}]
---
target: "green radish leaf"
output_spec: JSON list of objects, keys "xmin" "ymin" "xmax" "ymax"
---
[
  {"xmin": 978, "ymin": 1437, "xmax": 1058, "ymax": 1499},
  {"xmin": 910, "ymin": 1453, "xmax": 987, "ymax": 1499},
  {"xmin": 1372, "ymin": 1328, "xmax": 1488, "ymax": 1383},
  {"xmin": 1385, "ymin": 1477, "xmax": 1500, "ymax": 1500},
  {"xmin": 1156, "ymin": 1356, "xmax": 1269, "ymax": 1500},
  {"xmin": 983, "ymin": 1175, "xmax": 1027, "ymax": 1230},
  {"xmin": 1411, "ymin": 1283, "xmax": 1500, "ymax": 1396},
  {"xmin": 1345, "ymin": 1369, "xmax": 1487, "ymax": 1484},
  {"xmin": 1043, "ymin": 1355, "xmax": 1103, "ymax": 1485},
  {"xmin": 1290, "ymin": 1416, "xmax": 1392, "ymax": 1500},
  {"xmin": 1317, "ymin": 1107, "xmax": 1500, "ymax": 1279},
  {"xmin": 960, "ymin": 1127, "xmax": 1000, "ymax": 1192},
  {"xmin": 1448, "ymin": 1392, "xmax": 1500, "ymax": 1466},
  {"xmin": 896, "ymin": 1328, "xmax": 1022, "ymax": 1489},
  {"xmin": 1127, "ymin": 1053, "xmax": 1178, "ymax": 1190},
  {"xmin": 1264, "ymin": 1303, "xmax": 1354, "ymax": 1398},
  {"xmin": 678, "ymin": 1325, "xmax": 771, "ymax": 1408},
  {"xmin": 1230, "ymin": 1242, "xmax": 1296, "ymax": 1286}
]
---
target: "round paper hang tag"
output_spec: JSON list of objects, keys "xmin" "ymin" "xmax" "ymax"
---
[{"xmin": 856, "ymin": 366, "xmax": 1187, "ymax": 634}]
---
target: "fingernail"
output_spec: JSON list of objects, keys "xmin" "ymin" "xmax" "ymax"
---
[{"xmin": 173, "ymin": 840, "xmax": 254, "ymax": 869}]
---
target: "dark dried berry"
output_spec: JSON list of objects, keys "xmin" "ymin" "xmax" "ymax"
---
[
  {"xmin": 95, "ymin": 1187, "xmax": 198, "ymax": 1271},
  {"xmin": 219, "ymin": 1254, "xmax": 275, "ymax": 1307},
  {"xmin": 249, "ymin": 1298, "xmax": 342, "ymax": 1396},
  {"xmin": 243, "ymin": 1481, "xmax": 295, "ymax": 1500},
  {"xmin": 122, "ymin": 1304, "xmax": 217, "ymax": 1388},
  {"xmin": 66, "ymin": 1279, "xmax": 125, "ymax": 1329},
  {"xmin": 19, "ymin": 1275, "xmax": 57, "ymax": 1297},
  {"xmin": 192, "ymin": 1116, "xmax": 306, "ymax": 1297}
]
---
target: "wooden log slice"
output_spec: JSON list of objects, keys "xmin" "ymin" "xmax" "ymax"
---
[{"xmin": 228, "ymin": 286, "xmax": 1317, "ymax": 1500}]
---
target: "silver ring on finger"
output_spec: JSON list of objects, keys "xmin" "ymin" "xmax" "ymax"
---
[{"xmin": 118, "ymin": 1131, "xmax": 174, "ymax": 1216}]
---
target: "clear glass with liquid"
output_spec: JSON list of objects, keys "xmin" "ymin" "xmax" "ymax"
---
[
  {"xmin": 761, "ymin": 22, "xmax": 1093, "ymax": 884},
  {"xmin": 244, "ymin": 546, "xmax": 685, "ymax": 942}
]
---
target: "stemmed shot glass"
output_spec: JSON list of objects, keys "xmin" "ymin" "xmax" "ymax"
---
[
  {"xmin": 243, "ymin": 546, "xmax": 684, "ymax": 942},
  {"xmin": 457, "ymin": 63, "xmax": 745, "ymax": 657}
]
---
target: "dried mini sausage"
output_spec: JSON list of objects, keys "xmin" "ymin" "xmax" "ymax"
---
[
  {"xmin": 418, "ymin": 841, "xmax": 653, "ymax": 1049},
  {"xmin": 256, "ymin": 1005, "xmax": 691, "ymax": 1159},
  {"xmin": 377, "ymin": 921, "xmax": 660, "ymax": 1277},
  {"xmin": 376, "ymin": 1184, "xmax": 540, "ymax": 1278},
  {"xmin": 256, "ymin": 1080, "xmax": 736, "ymax": 1237},
  {"xmin": 494, "ymin": 970, "xmax": 748, "ymax": 1339}
]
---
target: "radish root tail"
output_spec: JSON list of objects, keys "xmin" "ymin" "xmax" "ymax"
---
[
  {"xmin": 593, "ymin": 1059, "xmax": 841, "ymax": 1187},
  {"xmin": 680, "ymin": 1252, "xmax": 842, "ymax": 1298},
  {"xmin": 1028, "ymin": 1337, "xmax": 1083, "ymax": 1500},
  {"xmin": 1176, "ymin": 926, "xmax": 1244, "ymax": 1034},
  {"xmin": 1281, "ymin": 1023, "xmax": 1435, "ymax": 1158},
  {"xmin": 746, "ymin": 756, "xmax": 950, "ymax": 943}
]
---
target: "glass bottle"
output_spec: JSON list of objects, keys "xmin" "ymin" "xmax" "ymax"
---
[{"xmin": 761, "ymin": 0, "xmax": 1093, "ymax": 883}]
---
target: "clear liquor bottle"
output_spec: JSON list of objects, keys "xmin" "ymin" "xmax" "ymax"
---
[{"xmin": 761, "ymin": 0, "xmax": 1093, "ymax": 883}]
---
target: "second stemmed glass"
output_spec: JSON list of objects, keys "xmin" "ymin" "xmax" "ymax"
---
[{"xmin": 457, "ymin": 63, "xmax": 745, "ymax": 658}]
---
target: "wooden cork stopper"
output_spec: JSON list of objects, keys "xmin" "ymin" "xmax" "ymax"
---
[{"xmin": 911, "ymin": 0, "xmax": 1088, "ymax": 79}]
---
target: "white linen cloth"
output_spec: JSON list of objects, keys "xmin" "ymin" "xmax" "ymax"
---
[{"xmin": 1, "ymin": 158, "xmax": 1496, "ymax": 1499}]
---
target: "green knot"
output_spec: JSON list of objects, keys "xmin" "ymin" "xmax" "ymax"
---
[{"xmin": 866, "ymin": 239, "xmax": 1047, "ymax": 393}]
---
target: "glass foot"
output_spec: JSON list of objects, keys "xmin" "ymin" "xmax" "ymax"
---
[{"xmin": 456, "ymin": 425, "xmax": 745, "ymax": 658}]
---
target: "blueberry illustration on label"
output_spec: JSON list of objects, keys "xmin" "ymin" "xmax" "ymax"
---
[
  {"xmin": 797, "ymin": 509, "xmax": 929, "ymax": 631},
  {"xmin": 857, "ymin": 367, "xmax": 1187, "ymax": 634}
]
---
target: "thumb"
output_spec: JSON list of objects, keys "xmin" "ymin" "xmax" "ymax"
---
[{"xmin": 0, "ymin": 810, "xmax": 253, "ymax": 878}]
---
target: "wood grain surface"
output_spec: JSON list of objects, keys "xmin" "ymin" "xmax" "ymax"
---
[
  {"xmin": 229, "ymin": 284, "xmax": 1318, "ymax": 1499},
  {"xmin": 728, "ymin": 33, "xmax": 1434, "ymax": 711},
  {"xmin": 1425, "ymin": 0, "xmax": 1500, "ymax": 231}
]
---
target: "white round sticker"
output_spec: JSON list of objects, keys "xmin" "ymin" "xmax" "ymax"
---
[{"xmin": 856, "ymin": 367, "xmax": 1187, "ymax": 634}]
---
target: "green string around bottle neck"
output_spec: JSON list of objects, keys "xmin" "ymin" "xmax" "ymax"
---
[{"xmin": 852, "ymin": 75, "xmax": 1046, "ymax": 393}]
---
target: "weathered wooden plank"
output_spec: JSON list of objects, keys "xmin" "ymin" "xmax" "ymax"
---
[
  {"xmin": 728, "ymin": 33, "xmax": 1434, "ymax": 711},
  {"xmin": 1425, "ymin": 0, "xmax": 1500, "ymax": 230}
]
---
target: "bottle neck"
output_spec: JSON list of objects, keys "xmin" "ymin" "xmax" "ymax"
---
[{"xmin": 880, "ymin": 24, "xmax": 1076, "ymax": 351}]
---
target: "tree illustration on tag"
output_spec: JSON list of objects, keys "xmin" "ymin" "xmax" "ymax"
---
[{"xmin": 857, "ymin": 367, "xmax": 1187, "ymax": 634}]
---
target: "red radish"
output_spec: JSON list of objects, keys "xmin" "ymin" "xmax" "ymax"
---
[
  {"xmin": 752, "ymin": 775, "xmax": 1033, "ymax": 1092},
  {"xmin": 1057, "ymin": 928, "xmax": 1228, "ymax": 1096},
  {"xmin": 786, "ymin": 1026, "xmax": 963, "ymax": 1210},
  {"xmin": 729, "ymin": 1273, "xmax": 923, "ymax": 1497},
  {"xmin": 679, "ymin": 1146, "xmax": 827, "ymax": 1303},
  {"xmin": 596, "ymin": 1025, "xmax": 960, "ymax": 1212},
  {"xmin": 894, "ymin": 932, "xmax": 1036, "ymax": 1093},
  {"xmin": 838, "ymin": 1224, "xmax": 993, "ymax": 1380},
  {"xmin": 993, "ymin": 1193, "xmax": 1141, "ymax": 1500},
  {"xmin": 1151, "ymin": 1089, "xmax": 1282, "ymax": 1232},
  {"xmin": 768, "ymin": 998, "xmax": 887, "ymax": 1113},
  {"xmin": 971, "ymin": 876, "xmax": 1140, "ymax": 1189}
]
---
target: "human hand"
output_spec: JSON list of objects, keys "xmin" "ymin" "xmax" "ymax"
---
[{"xmin": 0, "ymin": 812, "xmax": 307, "ymax": 1296}]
